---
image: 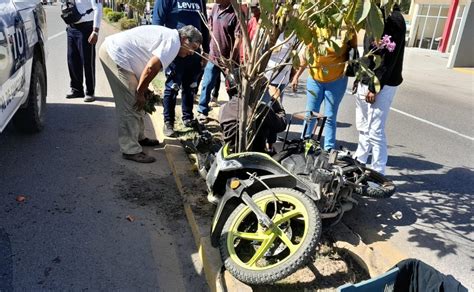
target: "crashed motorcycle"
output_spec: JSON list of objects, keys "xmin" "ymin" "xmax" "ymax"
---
[
  {"xmin": 185, "ymin": 70, "xmax": 395, "ymax": 284},
  {"xmin": 187, "ymin": 112, "xmax": 396, "ymax": 285}
]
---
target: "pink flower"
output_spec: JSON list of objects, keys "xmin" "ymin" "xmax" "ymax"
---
[
  {"xmin": 387, "ymin": 42, "xmax": 396, "ymax": 52},
  {"xmin": 381, "ymin": 34, "xmax": 392, "ymax": 46}
]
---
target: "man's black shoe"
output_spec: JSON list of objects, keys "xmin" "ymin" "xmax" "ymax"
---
[
  {"xmin": 163, "ymin": 121, "xmax": 175, "ymax": 137},
  {"xmin": 139, "ymin": 138, "xmax": 160, "ymax": 147},
  {"xmin": 183, "ymin": 119, "xmax": 195, "ymax": 128},
  {"xmin": 122, "ymin": 152, "xmax": 156, "ymax": 163},
  {"xmin": 66, "ymin": 92, "xmax": 85, "ymax": 99}
]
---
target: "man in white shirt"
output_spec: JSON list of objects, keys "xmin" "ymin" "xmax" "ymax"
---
[
  {"xmin": 65, "ymin": 0, "xmax": 102, "ymax": 102},
  {"xmin": 99, "ymin": 25, "xmax": 202, "ymax": 163}
]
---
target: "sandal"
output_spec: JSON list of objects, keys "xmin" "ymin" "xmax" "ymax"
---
[
  {"xmin": 122, "ymin": 152, "xmax": 156, "ymax": 163},
  {"xmin": 138, "ymin": 138, "xmax": 160, "ymax": 147}
]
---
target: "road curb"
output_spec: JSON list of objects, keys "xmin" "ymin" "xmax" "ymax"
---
[
  {"xmin": 148, "ymin": 80, "xmax": 249, "ymax": 291},
  {"xmin": 331, "ymin": 223, "xmax": 408, "ymax": 277},
  {"xmin": 164, "ymin": 143, "xmax": 252, "ymax": 292}
]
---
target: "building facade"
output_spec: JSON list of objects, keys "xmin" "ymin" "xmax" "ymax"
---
[{"xmin": 407, "ymin": 0, "xmax": 473, "ymax": 67}]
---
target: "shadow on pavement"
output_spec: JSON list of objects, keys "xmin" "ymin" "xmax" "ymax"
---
[{"xmin": 342, "ymin": 151, "xmax": 473, "ymax": 261}]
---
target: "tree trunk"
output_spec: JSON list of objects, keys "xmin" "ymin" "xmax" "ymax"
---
[{"xmin": 238, "ymin": 78, "xmax": 251, "ymax": 152}]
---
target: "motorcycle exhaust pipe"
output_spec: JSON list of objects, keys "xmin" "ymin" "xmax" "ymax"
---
[{"xmin": 320, "ymin": 202, "xmax": 353, "ymax": 219}]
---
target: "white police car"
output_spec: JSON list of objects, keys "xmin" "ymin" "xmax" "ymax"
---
[{"xmin": 0, "ymin": 0, "xmax": 47, "ymax": 133}]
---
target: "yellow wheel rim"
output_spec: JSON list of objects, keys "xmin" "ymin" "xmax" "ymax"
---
[{"xmin": 226, "ymin": 193, "xmax": 309, "ymax": 271}]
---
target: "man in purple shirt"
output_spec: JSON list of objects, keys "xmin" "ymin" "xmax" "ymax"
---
[{"xmin": 197, "ymin": 0, "xmax": 240, "ymax": 123}]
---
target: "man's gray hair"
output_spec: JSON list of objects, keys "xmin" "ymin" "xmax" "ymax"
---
[{"xmin": 178, "ymin": 25, "xmax": 203, "ymax": 45}]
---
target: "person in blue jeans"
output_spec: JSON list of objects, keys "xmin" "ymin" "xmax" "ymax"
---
[
  {"xmin": 298, "ymin": 76, "xmax": 348, "ymax": 150},
  {"xmin": 152, "ymin": 0, "xmax": 209, "ymax": 137},
  {"xmin": 291, "ymin": 30, "xmax": 357, "ymax": 151},
  {"xmin": 198, "ymin": 63, "xmax": 224, "ymax": 119}
]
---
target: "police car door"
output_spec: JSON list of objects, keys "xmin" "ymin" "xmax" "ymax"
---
[{"xmin": 0, "ymin": 0, "xmax": 29, "ymax": 132}]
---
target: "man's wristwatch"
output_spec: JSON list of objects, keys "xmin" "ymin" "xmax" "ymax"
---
[{"xmin": 91, "ymin": 31, "xmax": 98, "ymax": 36}]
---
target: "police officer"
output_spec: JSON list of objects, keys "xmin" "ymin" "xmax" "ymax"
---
[
  {"xmin": 152, "ymin": 0, "xmax": 210, "ymax": 137},
  {"xmin": 65, "ymin": 0, "xmax": 102, "ymax": 102}
]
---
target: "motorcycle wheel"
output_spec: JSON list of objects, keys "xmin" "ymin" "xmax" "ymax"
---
[
  {"xmin": 355, "ymin": 167, "xmax": 396, "ymax": 198},
  {"xmin": 219, "ymin": 188, "xmax": 321, "ymax": 285}
]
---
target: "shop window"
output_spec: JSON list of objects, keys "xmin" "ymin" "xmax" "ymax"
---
[
  {"xmin": 432, "ymin": 18, "xmax": 446, "ymax": 50},
  {"xmin": 413, "ymin": 4, "xmax": 449, "ymax": 50},
  {"xmin": 440, "ymin": 7, "xmax": 449, "ymax": 17},
  {"xmin": 420, "ymin": 5, "xmax": 429, "ymax": 15},
  {"xmin": 428, "ymin": 5, "xmax": 440, "ymax": 17},
  {"xmin": 422, "ymin": 18, "xmax": 437, "ymax": 48}
]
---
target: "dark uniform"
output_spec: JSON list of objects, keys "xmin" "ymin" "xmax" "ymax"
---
[{"xmin": 66, "ymin": 0, "xmax": 102, "ymax": 101}]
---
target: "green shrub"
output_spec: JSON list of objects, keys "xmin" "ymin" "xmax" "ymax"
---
[
  {"xmin": 119, "ymin": 18, "xmax": 138, "ymax": 30},
  {"xmin": 103, "ymin": 7, "xmax": 112, "ymax": 16},
  {"xmin": 107, "ymin": 11, "xmax": 124, "ymax": 22}
]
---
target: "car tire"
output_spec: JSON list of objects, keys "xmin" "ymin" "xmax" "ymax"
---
[{"xmin": 13, "ymin": 58, "xmax": 46, "ymax": 133}]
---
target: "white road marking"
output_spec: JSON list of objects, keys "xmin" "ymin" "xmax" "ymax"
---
[
  {"xmin": 48, "ymin": 31, "xmax": 66, "ymax": 41},
  {"xmin": 391, "ymin": 107, "xmax": 474, "ymax": 141}
]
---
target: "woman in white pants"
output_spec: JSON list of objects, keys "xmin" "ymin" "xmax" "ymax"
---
[
  {"xmin": 353, "ymin": 5, "xmax": 406, "ymax": 175},
  {"xmin": 354, "ymin": 84, "xmax": 397, "ymax": 174}
]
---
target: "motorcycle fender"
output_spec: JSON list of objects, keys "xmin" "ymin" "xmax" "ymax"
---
[
  {"xmin": 245, "ymin": 174, "xmax": 297, "ymax": 194},
  {"xmin": 210, "ymin": 187, "xmax": 241, "ymax": 247}
]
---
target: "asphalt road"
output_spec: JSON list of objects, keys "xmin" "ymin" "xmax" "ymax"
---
[
  {"xmin": 0, "ymin": 6, "xmax": 207, "ymax": 291},
  {"xmin": 282, "ymin": 48, "xmax": 473, "ymax": 288}
]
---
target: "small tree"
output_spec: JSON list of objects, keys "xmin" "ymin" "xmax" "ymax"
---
[
  {"xmin": 126, "ymin": 0, "xmax": 147, "ymax": 22},
  {"xmin": 205, "ymin": 0, "xmax": 398, "ymax": 152}
]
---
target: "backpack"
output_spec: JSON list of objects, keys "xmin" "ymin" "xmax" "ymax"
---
[{"xmin": 61, "ymin": 0, "xmax": 93, "ymax": 25}]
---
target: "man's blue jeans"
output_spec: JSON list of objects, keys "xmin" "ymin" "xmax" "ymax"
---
[
  {"xmin": 303, "ymin": 76, "xmax": 348, "ymax": 151},
  {"xmin": 163, "ymin": 54, "xmax": 201, "ymax": 123},
  {"xmin": 198, "ymin": 62, "xmax": 222, "ymax": 115}
]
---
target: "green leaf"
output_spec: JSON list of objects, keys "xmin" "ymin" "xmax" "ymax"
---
[
  {"xmin": 373, "ymin": 55, "xmax": 382, "ymax": 70},
  {"xmin": 308, "ymin": 89, "xmax": 318, "ymax": 98},
  {"xmin": 330, "ymin": 12, "xmax": 343, "ymax": 24},
  {"xmin": 366, "ymin": 3, "xmax": 384, "ymax": 41},
  {"xmin": 330, "ymin": 40, "xmax": 341, "ymax": 55},
  {"xmin": 354, "ymin": 0, "xmax": 371, "ymax": 24},
  {"xmin": 259, "ymin": 0, "xmax": 274, "ymax": 29},
  {"xmin": 306, "ymin": 47, "xmax": 315, "ymax": 66},
  {"xmin": 288, "ymin": 17, "xmax": 313, "ymax": 45},
  {"xmin": 373, "ymin": 76, "xmax": 381, "ymax": 93},
  {"xmin": 344, "ymin": 1, "xmax": 356, "ymax": 23},
  {"xmin": 259, "ymin": 0, "xmax": 274, "ymax": 13},
  {"xmin": 292, "ymin": 50, "xmax": 300, "ymax": 68}
]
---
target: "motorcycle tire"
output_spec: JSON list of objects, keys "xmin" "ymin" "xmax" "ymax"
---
[
  {"xmin": 355, "ymin": 167, "xmax": 396, "ymax": 198},
  {"xmin": 219, "ymin": 188, "xmax": 321, "ymax": 285}
]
